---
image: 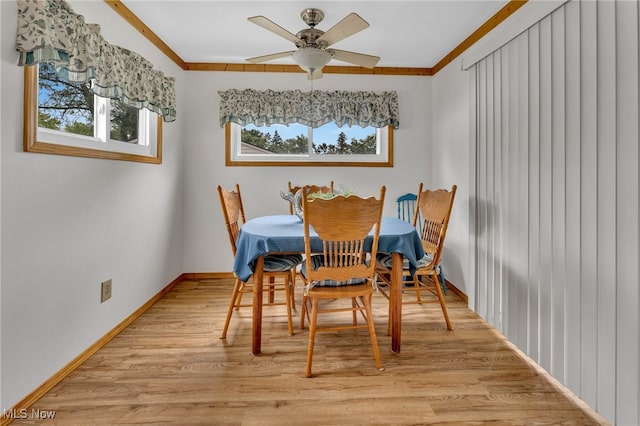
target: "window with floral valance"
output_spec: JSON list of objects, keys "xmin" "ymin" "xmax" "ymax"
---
[
  {"xmin": 218, "ymin": 89, "xmax": 399, "ymax": 129},
  {"xmin": 219, "ymin": 89, "xmax": 398, "ymax": 167},
  {"xmin": 15, "ymin": 0, "xmax": 176, "ymax": 122}
]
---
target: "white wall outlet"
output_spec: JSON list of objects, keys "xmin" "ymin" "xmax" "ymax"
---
[{"xmin": 101, "ymin": 279, "xmax": 112, "ymax": 303}]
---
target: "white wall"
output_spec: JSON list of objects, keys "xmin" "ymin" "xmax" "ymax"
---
[
  {"xmin": 431, "ymin": 56, "xmax": 473, "ymax": 302},
  {"xmin": 182, "ymin": 72, "xmax": 432, "ymax": 273},
  {"xmin": 0, "ymin": 1, "xmax": 185, "ymax": 410}
]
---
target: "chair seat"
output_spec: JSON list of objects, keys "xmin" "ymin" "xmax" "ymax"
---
[
  {"xmin": 301, "ymin": 255, "xmax": 367, "ymax": 287},
  {"xmin": 376, "ymin": 252, "xmax": 433, "ymax": 270},
  {"xmin": 263, "ymin": 254, "xmax": 303, "ymax": 272}
]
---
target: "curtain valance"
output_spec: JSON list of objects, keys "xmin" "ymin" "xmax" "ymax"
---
[
  {"xmin": 15, "ymin": 0, "xmax": 176, "ymax": 122},
  {"xmin": 218, "ymin": 89, "xmax": 399, "ymax": 129}
]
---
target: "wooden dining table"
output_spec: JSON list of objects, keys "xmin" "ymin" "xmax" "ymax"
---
[{"xmin": 233, "ymin": 214, "xmax": 425, "ymax": 355}]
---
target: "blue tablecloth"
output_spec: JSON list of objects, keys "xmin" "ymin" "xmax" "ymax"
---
[{"xmin": 233, "ymin": 215, "xmax": 425, "ymax": 282}]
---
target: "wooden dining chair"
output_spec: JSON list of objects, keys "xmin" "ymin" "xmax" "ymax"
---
[
  {"xmin": 396, "ymin": 193, "xmax": 418, "ymax": 225},
  {"xmin": 286, "ymin": 181, "xmax": 335, "ymax": 307},
  {"xmin": 299, "ymin": 186, "xmax": 386, "ymax": 377},
  {"xmin": 396, "ymin": 191, "xmax": 446, "ymax": 292},
  {"xmin": 376, "ymin": 184, "xmax": 457, "ymax": 331},
  {"xmin": 287, "ymin": 181, "xmax": 334, "ymax": 215},
  {"xmin": 217, "ymin": 184, "xmax": 302, "ymax": 338}
]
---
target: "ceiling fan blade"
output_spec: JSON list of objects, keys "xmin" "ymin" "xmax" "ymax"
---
[
  {"xmin": 316, "ymin": 13, "xmax": 369, "ymax": 47},
  {"xmin": 248, "ymin": 16, "xmax": 303, "ymax": 44},
  {"xmin": 328, "ymin": 49, "xmax": 380, "ymax": 68},
  {"xmin": 246, "ymin": 51, "xmax": 295, "ymax": 64}
]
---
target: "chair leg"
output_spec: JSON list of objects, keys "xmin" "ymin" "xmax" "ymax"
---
[
  {"xmin": 413, "ymin": 274, "xmax": 423, "ymax": 303},
  {"xmin": 290, "ymin": 269, "xmax": 297, "ymax": 310},
  {"xmin": 432, "ymin": 273, "xmax": 453, "ymax": 330},
  {"xmin": 387, "ymin": 309, "xmax": 391, "ymax": 337},
  {"xmin": 362, "ymin": 294, "xmax": 383, "ymax": 371},
  {"xmin": 268, "ymin": 276, "xmax": 276, "ymax": 303},
  {"xmin": 220, "ymin": 278, "xmax": 243, "ymax": 339},
  {"xmin": 284, "ymin": 274, "xmax": 294, "ymax": 336},
  {"xmin": 439, "ymin": 265, "xmax": 447, "ymax": 294},
  {"xmin": 352, "ymin": 297, "xmax": 358, "ymax": 325},
  {"xmin": 305, "ymin": 297, "xmax": 319, "ymax": 378},
  {"xmin": 235, "ymin": 284, "xmax": 245, "ymax": 310},
  {"xmin": 300, "ymin": 294, "xmax": 308, "ymax": 330},
  {"xmin": 387, "ymin": 284, "xmax": 392, "ymax": 336}
]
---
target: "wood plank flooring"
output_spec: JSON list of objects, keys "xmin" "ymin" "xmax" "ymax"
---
[{"xmin": 12, "ymin": 278, "xmax": 607, "ymax": 425}]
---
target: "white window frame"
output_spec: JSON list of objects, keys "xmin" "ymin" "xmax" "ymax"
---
[
  {"xmin": 225, "ymin": 122, "xmax": 394, "ymax": 167},
  {"xmin": 24, "ymin": 66, "xmax": 162, "ymax": 164},
  {"xmin": 93, "ymin": 96, "xmax": 152, "ymax": 149}
]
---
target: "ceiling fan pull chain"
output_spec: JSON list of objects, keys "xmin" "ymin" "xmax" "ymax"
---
[{"xmin": 308, "ymin": 81, "xmax": 314, "ymax": 126}]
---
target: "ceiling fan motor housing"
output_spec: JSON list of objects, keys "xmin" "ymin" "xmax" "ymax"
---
[{"xmin": 295, "ymin": 28, "xmax": 326, "ymax": 48}]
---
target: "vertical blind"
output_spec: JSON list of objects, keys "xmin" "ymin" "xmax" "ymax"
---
[{"xmin": 469, "ymin": 1, "xmax": 639, "ymax": 424}]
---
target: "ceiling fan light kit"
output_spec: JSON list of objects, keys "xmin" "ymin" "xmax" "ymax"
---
[
  {"xmin": 292, "ymin": 48, "xmax": 332, "ymax": 74},
  {"xmin": 247, "ymin": 7, "xmax": 379, "ymax": 79}
]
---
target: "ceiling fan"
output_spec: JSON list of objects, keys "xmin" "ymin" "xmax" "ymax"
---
[{"xmin": 246, "ymin": 8, "xmax": 380, "ymax": 80}]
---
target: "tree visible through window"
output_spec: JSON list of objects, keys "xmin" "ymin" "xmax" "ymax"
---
[
  {"xmin": 38, "ymin": 62, "xmax": 94, "ymax": 136},
  {"xmin": 241, "ymin": 127, "xmax": 308, "ymax": 154},
  {"xmin": 37, "ymin": 63, "xmax": 139, "ymax": 143},
  {"xmin": 241, "ymin": 122, "xmax": 377, "ymax": 155}
]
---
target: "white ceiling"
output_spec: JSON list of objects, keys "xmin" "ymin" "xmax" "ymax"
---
[{"xmin": 120, "ymin": 1, "xmax": 508, "ymax": 69}]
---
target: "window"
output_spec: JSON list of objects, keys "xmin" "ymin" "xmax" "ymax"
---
[
  {"xmin": 24, "ymin": 64, "xmax": 162, "ymax": 163},
  {"xmin": 225, "ymin": 122, "xmax": 393, "ymax": 167}
]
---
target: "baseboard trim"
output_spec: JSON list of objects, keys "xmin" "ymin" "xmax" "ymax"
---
[
  {"xmin": 181, "ymin": 272, "xmax": 235, "ymax": 280},
  {"xmin": 444, "ymin": 280, "xmax": 468, "ymax": 304},
  {"xmin": 1, "ymin": 273, "xmax": 186, "ymax": 426}
]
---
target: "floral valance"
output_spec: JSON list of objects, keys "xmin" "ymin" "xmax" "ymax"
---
[
  {"xmin": 218, "ymin": 89, "xmax": 399, "ymax": 129},
  {"xmin": 15, "ymin": 0, "xmax": 176, "ymax": 122}
]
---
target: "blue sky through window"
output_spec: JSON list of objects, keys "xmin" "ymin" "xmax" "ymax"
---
[{"xmin": 245, "ymin": 122, "xmax": 375, "ymax": 146}]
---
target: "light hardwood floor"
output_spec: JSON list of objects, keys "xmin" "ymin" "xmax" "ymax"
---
[{"xmin": 12, "ymin": 278, "xmax": 607, "ymax": 425}]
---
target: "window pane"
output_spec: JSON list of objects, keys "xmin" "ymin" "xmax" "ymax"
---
[
  {"xmin": 312, "ymin": 123, "xmax": 377, "ymax": 155},
  {"xmin": 241, "ymin": 123, "xmax": 308, "ymax": 154},
  {"xmin": 228, "ymin": 122, "xmax": 391, "ymax": 166},
  {"xmin": 38, "ymin": 63, "xmax": 94, "ymax": 137},
  {"xmin": 109, "ymin": 98, "xmax": 139, "ymax": 143},
  {"xmin": 240, "ymin": 122, "xmax": 377, "ymax": 155}
]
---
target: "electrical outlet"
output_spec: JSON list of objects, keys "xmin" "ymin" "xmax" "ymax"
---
[{"xmin": 101, "ymin": 279, "xmax": 112, "ymax": 303}]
